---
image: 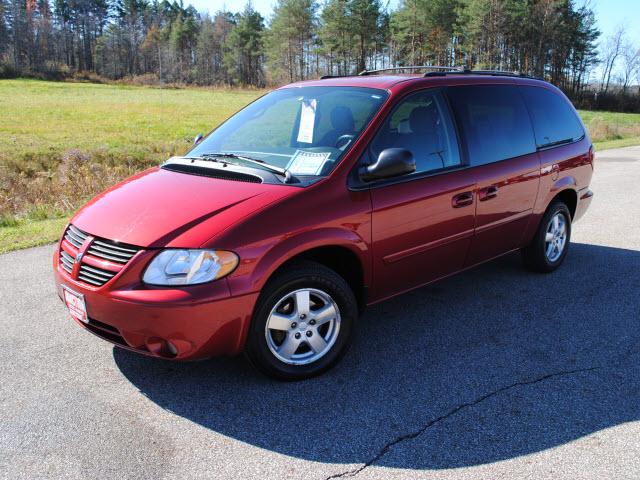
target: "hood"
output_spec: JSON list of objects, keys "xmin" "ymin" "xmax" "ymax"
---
[{"xmin": 72, "ymin": 167, "xmax": 297, "ymax": 248}]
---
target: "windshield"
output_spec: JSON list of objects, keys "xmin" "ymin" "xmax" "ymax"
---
[{"xmin": 189, "ymin": 86, "xmax": 388, "ymax": 177}]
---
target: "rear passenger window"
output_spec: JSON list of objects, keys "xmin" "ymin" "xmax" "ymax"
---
[
  {"xmin": 519, "ymin": 86, "xmax": 584, "ymax": 148},
  {"xmin": 369, "ymin": 90, "xmax": 461, "ymax": 174},
  {"xmin": 447, "ymin": 85, "xmax": 536, "ymax": 166}
]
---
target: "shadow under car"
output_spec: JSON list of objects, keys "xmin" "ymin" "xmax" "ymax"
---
[{"xmin": 113, "ymin": 242, "xmax": 640, "ymax": 471}]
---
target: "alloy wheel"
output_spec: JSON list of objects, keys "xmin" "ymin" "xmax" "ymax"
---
[
  {"xmin": 545, "ymin": 212, "xmax": 568, "ymax": 262},
  {"xmin": 264, "ymin": 288, "xmax": 341, "ymax": 365}
]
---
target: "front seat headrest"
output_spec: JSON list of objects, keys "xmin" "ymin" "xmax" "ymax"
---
[{"xmin": 409, "ymin": 105, "xmax": 439, "ymax": 134}]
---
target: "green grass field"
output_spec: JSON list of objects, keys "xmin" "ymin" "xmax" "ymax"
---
[
  {"xmin": 0, "ymin": 79, "xmax": 264, "ymax": 252},
  {"xmin": 0, "ymin": 79, "xmax": 262, "ymax": 159},
  {"xmin": 1, "ymin": 78, "xmax": 639, "ymax": 253}
]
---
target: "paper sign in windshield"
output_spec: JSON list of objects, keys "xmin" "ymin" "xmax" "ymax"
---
[
  {"xmin": 297, "ymin": 99, "xmax": 317, "ymax": 144},
  {"xmin": 287, "ymin": 150, "xmax": 330, "ymax": 175}
]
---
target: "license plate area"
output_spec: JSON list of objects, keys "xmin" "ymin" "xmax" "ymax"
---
[{"xmin": 62, "ymin": 285, "xmax": 88, "ymax": 324}]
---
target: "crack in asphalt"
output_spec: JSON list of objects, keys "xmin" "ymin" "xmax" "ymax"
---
[{"xmin": 323, "ymin": 365, "xmax": 601, "ymax": 479}]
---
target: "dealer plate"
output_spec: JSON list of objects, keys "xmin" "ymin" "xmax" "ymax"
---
[{"xmin": 62, "ymin": 285, "xmax": 88, "ymax": 324}]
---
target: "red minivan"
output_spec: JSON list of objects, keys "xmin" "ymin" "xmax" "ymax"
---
[{"xmin": 54, "ymin": 69, "xmax": 594, "ymax": 379}]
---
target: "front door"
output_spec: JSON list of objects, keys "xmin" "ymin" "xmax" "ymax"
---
[{"xmin": 365, "ymin": 89, "xmax": 477, "ymax": 301}]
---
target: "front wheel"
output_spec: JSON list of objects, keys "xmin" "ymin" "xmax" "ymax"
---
[
  {"xmin": 522, "ymin": 201, "xmax": 572, "ymax": 273},
  {"xmin": 245, "ymin": 261, "xmax": 357, "ymax": 380}
]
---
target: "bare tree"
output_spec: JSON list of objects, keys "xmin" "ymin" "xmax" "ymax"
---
[
  {"xmin": 599, "ymin": 25, "xmax": 625, "ymax": 94},
  {"xmin": 620, "ymin": 41, "xmax": 640, "ymax": 93}
]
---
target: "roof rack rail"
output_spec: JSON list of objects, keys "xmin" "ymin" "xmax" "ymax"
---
[
  {"xmin": 424, "ymin": 69, "xmax": 539, "ymax": 80},
  {"xmin": 358, "ymin": 66, "xmax": 463, "ymax": 76},
  {"xmin": 318, "ymin": 67, "xmax": 542, "ymax": 81}
]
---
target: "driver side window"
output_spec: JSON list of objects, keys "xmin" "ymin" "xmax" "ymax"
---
[{"xmin": 370, "ymin": 90, "xmax": 462, "ymax": 174}]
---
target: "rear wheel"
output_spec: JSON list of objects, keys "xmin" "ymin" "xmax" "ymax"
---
[
  {"xmin": 245, "ymin": 261, "xmax": 357, "ymax": 380},
  {"xmin": 522, "ymin": 201, "xmax": 572, "ymax": 273}
]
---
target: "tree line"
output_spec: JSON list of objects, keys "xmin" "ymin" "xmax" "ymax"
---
[{"xmin": 0, "ymin": 0, "xmax": 638, "ymax": 100}]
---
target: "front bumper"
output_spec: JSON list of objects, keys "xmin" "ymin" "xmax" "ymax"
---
[{"xmin": 53, "ymin": 249, "xmax": 259, "ymax": 360}]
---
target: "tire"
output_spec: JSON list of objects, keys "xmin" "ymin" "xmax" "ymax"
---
[
  {"xmin": 522, "ymin": 201, "xmax": 572, "ymax": 273},
  {"xmin": 245, "ymin": 261, "xmax": 357, "ymax": 381}
]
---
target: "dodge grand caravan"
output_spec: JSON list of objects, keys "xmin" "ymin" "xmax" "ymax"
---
[{"xmin": 54, "ymin": 68, "xmax": 594, "ymax": 380}]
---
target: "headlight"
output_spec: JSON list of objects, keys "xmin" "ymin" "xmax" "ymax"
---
[{"xmin": 142, "ymin": 249, "xmax": 238, "ymax": 286}]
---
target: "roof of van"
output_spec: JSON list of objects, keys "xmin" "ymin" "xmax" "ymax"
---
[{"xmin": 281, "ymin": 73, "xmax": 550, "ymax": 90}]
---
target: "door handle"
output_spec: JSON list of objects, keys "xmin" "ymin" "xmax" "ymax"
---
[
  {"xmin": 479, "ymin": 185, "xmax": 499, "ymax": 201},
  {"xmin": 452, "ymin": 191, "xmax": 474, "ymax": 208}
]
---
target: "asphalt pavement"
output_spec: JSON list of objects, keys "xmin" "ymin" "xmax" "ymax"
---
[{"xmin": 1, "ymin": 146, "xmax": 639, "ymax": 479}]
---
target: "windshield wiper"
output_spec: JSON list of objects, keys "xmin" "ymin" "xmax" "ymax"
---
[{"xmin": 200, "ymin": 152, "xmax": 293, "ymax": 182}]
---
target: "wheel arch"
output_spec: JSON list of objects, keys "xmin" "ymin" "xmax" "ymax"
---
[
  {"xmin": 241, "ymin": 228, "xmax": 370, "ymax": 313},
  {"xmin": 550, "ymin": 188, "xmax": 578, "ymax": 219},
  {"xmin": 541, "ymin": 174, "xmax": 578, "ymax": 219},
  {"xmin": 523, "ymin": 181, "xmax": 578, "ymax": 247},
  {"xmin": 270, "ymin": 245, "xmax": 367, "ymax": 312}
]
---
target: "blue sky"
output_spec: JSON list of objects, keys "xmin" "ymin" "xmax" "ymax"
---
[{"xmin": 189, "ymin": 0, "xmax": 640, "ymax": 46}]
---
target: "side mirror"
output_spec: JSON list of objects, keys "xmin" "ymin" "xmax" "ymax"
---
[
  {"xmin": 360, "ymin": 148, "xmax": 415, "ymax": 182},
  {"xmin": 194, "ymin": 134, "xmax": 204, "ymax": 145}
]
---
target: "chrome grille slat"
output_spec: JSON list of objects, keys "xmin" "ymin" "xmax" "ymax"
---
[
  {"xmin": 60, "ymin": 258, "xmax": 74, "ymax": 269},
  {"xmin": 77, "ymin": 275, "xmax": 103, "ymax": 286},
  {"xmin": 65, "ymin": 226, "xmax": 88, "ymax": 248},
  {"xmin": 86, "ymin": 237, "xmax": 140, "ymax": 264},
  {"xmin": 68, "ymin": 225, "xmax": 88, "ymax": 240},
  {"xmin": 86, "ymin": 250, "xmax": 131, "ymax": 264},
  {"xmin": 92, "ymin": 239, "xmax": 138, "ymax": 254},
  {"xmin": 80, "ymin": 264, "xmax": 115, "ymax": 278},
  {"xmin": 78, "ymin": 269, "xmax": 112, "ymax": 283},
  {"xmin": 64, "ymin": 232, "xmax": 83, "ymax": 248},
  {"xmin": 65, "ymin": 229, "xmax": 85, "ymax": 245},
  {"xmin": 87, "ymin": 244, "xmax": 133, "ymax": 260},
  {"xmin": 60, "ymin": 258, "xmax": 73, "ymax": 268},
  {"xmin": 60, "ymin": 251, "xmax": 74, "ymax": 273}
]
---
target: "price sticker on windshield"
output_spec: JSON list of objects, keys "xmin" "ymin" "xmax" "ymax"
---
[
  {"xmin": 287, "ymin": 150, "xmax": 331, "ymax": 176},
  {"xmin": 297, "ymin": 99, "xmax": 317, "ymax": 144}
]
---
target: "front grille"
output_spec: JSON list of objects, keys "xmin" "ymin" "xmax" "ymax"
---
[{"xmin": 59, "ymin": 224, "xmax": 142, "ymax": 288}]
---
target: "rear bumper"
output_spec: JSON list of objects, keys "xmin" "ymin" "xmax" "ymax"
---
[
  {"xmin": 53, "ymin": 252, "xmax": 259, "ymax": 360},
  {"xmin": 574, "ymin": 187, "xmax": 594, "ymax": 222}
]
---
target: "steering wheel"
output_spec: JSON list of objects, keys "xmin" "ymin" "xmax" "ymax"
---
[{"xmin": 335, "ymin": 134, "xmax": 355, "ymax": 151}]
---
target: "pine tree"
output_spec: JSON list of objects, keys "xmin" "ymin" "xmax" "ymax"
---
[
  {"xmin": 390, "ymin": 0, "xmax": 432, "ymax": 66},
  {"xmin": 267, "ymin": 0, "xmax": 316, "ymax": 82},
  {"xmin": 319, "ymin": 0, "xmax": 352, "ymax": 75},
  {"xmin": 350, "ymin": 0, "xmax": 380, "ymax": 72},
  {"xmin": 224, "ymin": 2, "xmax": 264, "ymax": 86},
  {"xmin": 0, "ymin": 0, "xmax": 8, "ymax": 62},
  {"xmin": 115, "ymin": 0, "xmax": 148, "ymax": 75}
]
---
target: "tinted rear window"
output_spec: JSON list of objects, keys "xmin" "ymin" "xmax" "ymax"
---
[
  {"xmin": 447, "ymin": 85, "xmax": 536, "ymax": 166},
  {"xmin": 519, "ymin": 86, "xmax": 584, "ymax": 148}
]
